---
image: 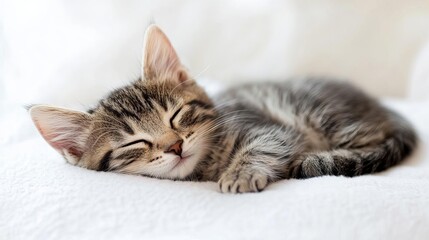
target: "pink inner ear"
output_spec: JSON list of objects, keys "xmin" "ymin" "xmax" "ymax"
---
[
  {"xmin": 143, "ymin": 26, "xmax": 187, "ymax": 82},
  {"xmin": 177, "ymin": 70, "xmax": 188, "ymax": 83},
  {"xmin": 35, "ymin": 122, "xmax": 83, "ymax": 158},
  {"xmin": 50, "ymin": 140, "xmax": 83, "ymax": 157}
]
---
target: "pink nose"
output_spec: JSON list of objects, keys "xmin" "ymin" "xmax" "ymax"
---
[{"xmin": 167, "ymin": 140, "xmax": 183, "ymax": 156}]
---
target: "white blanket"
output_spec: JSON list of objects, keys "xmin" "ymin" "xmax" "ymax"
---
[{"xmin": 1, "ymin": 100, "xmax": 428, "ymax": 240}]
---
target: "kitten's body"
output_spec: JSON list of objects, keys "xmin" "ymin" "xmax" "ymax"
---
[
  {"xmin": 29, "ymin": 26, "xmax": 417, "ymax": 193},
  {"xmin": 196, "ymin": 79, "xmax": 416, "ymax": 192}
]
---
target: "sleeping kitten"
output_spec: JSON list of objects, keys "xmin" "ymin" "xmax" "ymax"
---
[{"xmin": 29, "ymin": 25, "xmax": 417, "ymax": 193}]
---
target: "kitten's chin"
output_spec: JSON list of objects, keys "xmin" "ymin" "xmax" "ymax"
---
[{"xmin": 162, "ymin": 153, "xmax": 202, "ymax": 180}]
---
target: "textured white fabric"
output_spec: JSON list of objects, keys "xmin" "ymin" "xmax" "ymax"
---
[{"xmin": 1, "ymin": 100, "xmax": 428, "ymax": 240}]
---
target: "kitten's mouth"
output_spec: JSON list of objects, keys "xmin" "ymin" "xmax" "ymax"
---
[{"xmin": 172, "ymin": 153, "xmax": 193, "ymax": 169}]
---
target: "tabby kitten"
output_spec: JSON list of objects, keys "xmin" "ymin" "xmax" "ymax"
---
[{"xmin": 29, "ymin": 25, "xmax": 417, "ymax": 193}]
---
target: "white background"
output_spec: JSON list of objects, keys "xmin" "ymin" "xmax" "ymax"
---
[{"xmin": 1, "ymin": 0, "xmax": 429, "ymax": 143}]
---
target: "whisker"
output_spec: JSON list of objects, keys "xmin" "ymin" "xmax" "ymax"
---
[
  {"xmin": 192, "ymin": 64, "xmax": 211, "ymax": 80},
  {"xmin": 168, "ymin": 77, "xmax": 195, "ymax": 96},
  {"xmin": 91, "ymin": 131, "xmax": 112, "ymax": 148},
  {"xmin": 91, "ymin": 120, "xmax": 123, "ymax": 128},
  {"xmin": 96, "ymin": 112, "xmax": 128, "ymax": 127}
]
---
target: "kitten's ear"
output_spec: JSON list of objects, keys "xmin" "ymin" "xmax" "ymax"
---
[
  {"xmin": 142, "ymin": 25, "xmax": 190, "ymax": 84},
  {"xmin": 29, "ymin": 105, "xmax": 92, "ymax": 164}
]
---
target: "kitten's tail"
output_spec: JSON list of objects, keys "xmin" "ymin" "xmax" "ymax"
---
[{"xmin": 287, "ymin": 115, "xmax": 417, "ymax": 178}]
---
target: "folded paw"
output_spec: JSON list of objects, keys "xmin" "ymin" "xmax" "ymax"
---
[{"xmin": 218, "ymin": 171, "xmax": 268, "ymax": 193}]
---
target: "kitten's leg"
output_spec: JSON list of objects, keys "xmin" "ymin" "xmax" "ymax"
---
[
  {"xmin": 285, "ymin": 133, "xmax": 416, "ymax": 178},
  {"xmin": 218, "ymin": 153, "xmax": 271, "ymax": 193},
  {"xmin": 218, "ymin": 128, "xmax": 302, "ymax": 193}
]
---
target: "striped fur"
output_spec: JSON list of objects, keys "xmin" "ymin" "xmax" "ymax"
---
[
  {"xmin": 204, "ymin": 79, "xmax": 417, "ymax": 192},
  {"xmin": 29, "ymin": 25, "xmax": 417, "ymax": 193}
]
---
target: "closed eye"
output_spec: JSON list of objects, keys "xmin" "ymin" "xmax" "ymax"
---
[
  {"xmin": 120, "ymin": 139, "xmax": 153, "ymax": 148},
  {"xmin": 170, "ymin": 107, "xmax": 182, "ymax": 129},
  {"xmin": 170, "ymin": 100, "xmax": 213, "ymax": 129}
]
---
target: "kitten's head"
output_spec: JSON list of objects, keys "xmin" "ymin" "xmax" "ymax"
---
[{"xmin": 29, "ymin": 25, "xmax": 216, "ymax": 179}]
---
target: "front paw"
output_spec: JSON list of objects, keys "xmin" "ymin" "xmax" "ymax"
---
[{"xmin": 218, "ymin": 171, "xmax": 268, "ymax": 193}]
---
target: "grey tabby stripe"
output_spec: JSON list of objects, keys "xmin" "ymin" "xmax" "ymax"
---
[{"xmin": 98, "ymin": 150, "xmax": 113, "ymax": 172}]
